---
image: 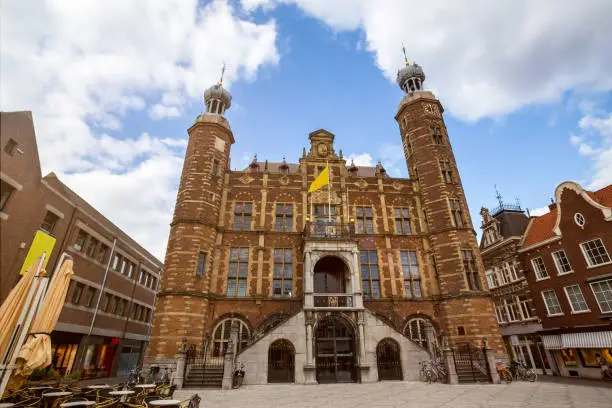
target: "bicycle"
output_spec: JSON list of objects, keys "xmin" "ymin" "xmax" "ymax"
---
[
  {"xmin": 511, "ymin": 361, "xmax": 537, "ymax": 382},
  {"xmin": 419, "ymin": 360, "xmax": 437, "ymax": 383},
  {"xmin": 430, "ymin": 359, "xmax": 448, "ymax": 383},
  {"xmin": 127, "ymin": 366, "xmax": 144, "ymax": 387},
  {"xmin": 232, "ymin": 362, "xmax": 245, "ymax": 389},
  {"xmin": 496, "ymin": 362, "xmax": 513, "ymax": 383}
]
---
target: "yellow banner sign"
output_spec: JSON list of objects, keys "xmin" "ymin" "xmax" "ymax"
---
[{"xmin": 19, "ymin": 230, "xmax": 57, "ymax": 275}]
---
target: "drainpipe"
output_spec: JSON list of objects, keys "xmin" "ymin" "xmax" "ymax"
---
[{"xmin": 88, "ymin": 237, "xmax": 117, "ymax": 335}]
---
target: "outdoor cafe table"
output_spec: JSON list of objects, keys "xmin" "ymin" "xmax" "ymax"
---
[
  {"xmin": 0, "ymin": 403, "xmax": 16, "ymax": 407},
  {"xmin": 108, "ymin": 390, "xmax": 135, "ymax": 402},
  {"xmin": 134, "ymin": 384, "xmax": 156, "ymax": 389},
  {"xmin": 42, "ymin": 391, "xmax": 72, "ymax": 408},
  {"xmin": 27, "ymin": 385, "xmax": 52, "ymax": 395},
  {"xmin": 86, "ymin": 385, "xmax": 111, "ymax": 402},
  {"xmin": 60, "ymin": 402, "xmax": 96, "ymax": 407},
  {"xmin": 148, "ymin": 400, "xmax": 182, "ymax": 407}
]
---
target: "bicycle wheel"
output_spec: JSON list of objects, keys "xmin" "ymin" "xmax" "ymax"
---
[
  {"xmin": 524, "ymin": 369, "xmax": 537, "ymax": 382},
  {"xmin": 425, "ymin": 369, "xmax": 438, "ymax": 383},
  {"xmin": 500, "ymin": 369, "xmax": 513, "ymax": 384}
]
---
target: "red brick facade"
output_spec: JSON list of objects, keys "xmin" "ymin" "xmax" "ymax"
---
[{"xmin": 147, "ymin": 82, "xmax": 505, "ymax": 368}]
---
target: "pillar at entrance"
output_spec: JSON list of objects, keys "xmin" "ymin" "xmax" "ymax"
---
[
  {"xmin": 443, "ymin": 348, "xmax": 458, "ymax": 385},
  {"xmin": 484, "ymin": 347, "xmax": 500, "ymax": 384},
  {"xmin": 222, "ymin": 321, "xmax": 239, "ymax": 390},
  {"xmin": 174, "ymin": 340, "xmax": 187, "ymax": 389}
]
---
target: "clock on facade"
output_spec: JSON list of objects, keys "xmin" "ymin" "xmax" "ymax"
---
[
  {"xmin": 424, "ymin": 103, "xmax": 440, "ymax": 117},
  {"xmin": 317, "ymin": 143, "xmax": 328, "ymax": 156}
]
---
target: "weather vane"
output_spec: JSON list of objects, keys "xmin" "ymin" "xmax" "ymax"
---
[
  {"xmin": 494, "ymin": 185, "xmax": 504, "ymax": 208},
  {"xmin": 219, "ymin": 62, "xmax": 226, "ymax": 86},
  {"xmin": 402, "ymin": 43, "xmax": 409, "ymax": 65}
]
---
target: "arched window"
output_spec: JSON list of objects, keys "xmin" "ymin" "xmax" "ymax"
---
[
  {"xmin": 404, "ymin": 317, "xmax": 436, "ymax": 348},
  {"xmin": 211, "ymin": 100, "xmax": 218, "ymax": 114},
  {"xmin": 212, "ymin": 317, "xmax": 250, "ymax": 357}
]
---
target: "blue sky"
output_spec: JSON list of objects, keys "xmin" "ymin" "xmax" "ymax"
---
[{"xmin": 3, "ymin": 0, "xmax": 611, "ymax": 259}]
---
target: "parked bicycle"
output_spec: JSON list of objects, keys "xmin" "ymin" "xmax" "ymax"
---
[
  {"xmin": 496, "ymin": 362, "xmax": 513, "ymax": 383},
  {"xmin": 232, "ymin": 362, "xmax": 245, "ymax": 389},
  {"xmin": 127, "ymin": 366, "xmax": 144, "ymax": 387},
  {"xmin": 510, "ymin": 361, "xmax": 537, "ymax": 382},
  {"xmin": 419, "ymin": 360, "xmax": 438, "ymax": 383}
]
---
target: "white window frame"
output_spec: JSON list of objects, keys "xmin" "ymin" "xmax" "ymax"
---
[
  {"xmin": 495, "ymin": 304, "xmax": 507, "ymax": 324},
  {"xmin": 563, "ymin": 285, "xmax": 590, "ymax": 314},
  {"xmin": 518, "ymin": 297, "xmax": 533, "ymax": 320},
  {"xmin": 531, "ymin": 257, "xmax": 549, "ymax": 281},
  {"xmin": 589, "ymin": 279, "xmax": 612, "ymax": 314},
  {"xmin": 541, "ymin": 290, "xmax": 564, "ymax": 316},
  {"xmin": 485, "ymin": 270, "xmax": 497, "ymax": 289},
  {"xmin": 580, "ymin": 238, "xmax": 612, "ymax": 268},
  {"xmin": 552, "ymin": 250, "xmax": 573, "ymax": 275}
]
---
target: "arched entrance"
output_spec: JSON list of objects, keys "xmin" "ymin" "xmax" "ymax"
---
[
  {"xmin": 315, "ymin": 316, "xmax": 356, "ymax": 383},
  {"xmin": 376, "ymin": 338, "xmax": 402, "ymax": 381},
  {"xmin": 314, "ymin": 256, "xmax": 347, "ymax": 294},
  {"xmin": 267, "ymin": 339, "xmax": 295, "ymax": 383}
]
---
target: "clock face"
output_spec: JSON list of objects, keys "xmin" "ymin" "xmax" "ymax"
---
[
  {"xmin": 317, "ymin": 143, "xmax": 328, "ymax": 156},
  {"xmin": 424, "ymin": 103, "xmax": 440, "ymax": 116}
]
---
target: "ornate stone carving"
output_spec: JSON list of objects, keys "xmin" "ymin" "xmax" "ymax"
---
[
  {"xmin": 392, "ymin": 181, "xmax": 403, "ymax": 191},
  {"xmin": 280, "ymin": 175, "xmax": 290, "ymax": 185},
  {"xmin": 311, "ymin": 188, "xmax": 341, "ymax": 204},
  {"xmin": 239, "ymin": 174, "xmax": 254, "ymax": 184},
  {"xmin": 355, "ymin": 179, "xmax": 368, "ymax": 190}
]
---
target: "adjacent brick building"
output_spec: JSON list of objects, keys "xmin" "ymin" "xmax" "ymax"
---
[
  {"xmin": 0, "ymin": 111, "xmax": 163, "ymax": 379},
  {"xmin": 518, "ymin": 181, "xmax": 612, "ymax": 379},
  {"xmin": 479, "ymin": 200, "xmax": 552, "ymax": 375},
  {"xmin": 147, "ymin": 62, "xmax": 505, "ymax": 385}
]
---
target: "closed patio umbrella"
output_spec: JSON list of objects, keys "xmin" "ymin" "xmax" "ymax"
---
[
  {"xmin": 12, "ymin": 259, "xmax": 74, "ymax": 378},
  {"xmin": 0, "ymin": 256, "xmax": 45, "ymax": 360}
]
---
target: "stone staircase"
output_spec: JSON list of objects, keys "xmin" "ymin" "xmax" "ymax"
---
[
  {"xmin": 455, "ymin": 360, "xmax": 490, "ymax": 383},
  {"xmin": 183, "ymin": 365, "xmax": 224, "ymax": 388}
]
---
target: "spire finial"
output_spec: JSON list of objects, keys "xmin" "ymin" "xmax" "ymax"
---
[
  {"xmin": 402, "ymin": 43, "xmax": 409, "ymax": 65},
  {"xmin": 494, "ymin": 185, "xmax": 503, "ymax": 208},
  {"xmin": 218, "ymin": 62, "xmax": 226, "ymax": 86}
]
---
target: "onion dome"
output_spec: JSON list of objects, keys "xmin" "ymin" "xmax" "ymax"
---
[
  {"xmin": 204, "ymin": 82, "xmax": 232, "ymax": 115},
  {"xmin": 279, "ymin": 156, "xmax": 289, "ymax": 173},
  {"xmin": 396, "ymin": 62, "xmax": 425, "ymax": 93}
]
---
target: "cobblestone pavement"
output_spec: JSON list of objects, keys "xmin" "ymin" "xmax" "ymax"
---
[{"xmin": 175, "ymin": 380, "xmax": 612, "ymax": 408}]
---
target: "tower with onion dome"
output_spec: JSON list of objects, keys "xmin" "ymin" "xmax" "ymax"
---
[
  {"xmin": 147, "ymin": 69, "xmax": 235, "ymax": 363},
  {"xmin": 395, "ymin": 52, "xmax": 505, "ymax": 356}
]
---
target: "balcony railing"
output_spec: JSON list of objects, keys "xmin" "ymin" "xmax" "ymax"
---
[
  {"xmin": 303, "ymin": 221, "xmax": 355, "ymax": 240},
  {"xmin": 313, "ymin": 293, "xmax": 353, "ymax": 308}
]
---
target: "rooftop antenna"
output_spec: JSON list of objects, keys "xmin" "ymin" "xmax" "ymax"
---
[
  {"xmin": 402, "ymin": 43, "xmax": 409, "ymax": 65},
  {"xmin": 515, "ymin": 197, "xmax": 522, "ymax": 210},
  {"xmin": 218, "ymin": 62, "xmax": 226, "ymax": 86},
  {"xmin": 494, "ymin": 185, "xmax": 504, "ymax": 208}
]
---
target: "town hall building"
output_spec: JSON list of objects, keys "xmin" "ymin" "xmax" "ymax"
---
[{"xmin": 146, "ymin": 60, "xmax": 504, "ymax": 385}]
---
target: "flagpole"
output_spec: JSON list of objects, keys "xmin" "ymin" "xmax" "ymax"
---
[{"xmin": 327, "ymin": 156, "xmax": 331, "ymax": 223}]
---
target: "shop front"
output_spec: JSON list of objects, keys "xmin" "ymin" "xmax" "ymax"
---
[
  {"xmin": 78, "ymin": 336, "xmax": 120, "ymax": 379},
  {"xmin": 50, "ymin": 332, "xmax": 83, "ymax": 375},
  {"xmin": 509, "ymin": 334, "xmax": 552, "ymax": 375},
  {"xmin": 542, "ymin": 330, "xmax": 612, "ymax": 379}
]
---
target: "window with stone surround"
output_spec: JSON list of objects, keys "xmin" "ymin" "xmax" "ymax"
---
[
  {"xmin": 485, "ymin": 270, "xmax": 498, "ymax": 289},
  {"xmin": 0, "ymin": 179, "xmax": 16, "ymax": 212},
  {"xmin": 580, "ymin": 238, "xmax": 611, "ymax": 267},
  {"xmin": 518, "ymin": 296, "xmax": 533, "ymax": 319},
  {"xmin": 71, "ymin": 282, "xmax": 84, "ymax": 304},
  {"xmin": 449, "ymin": 199, "xmax": 464, "ymax": 228},
  {"xmin": 462, "ymin": 250, "xmax": 480, "ymax": 290},
  {"xmin": 86, "ymin": 237, "xmax": 98, "ymax": 258},
  {"xmin": 356, "ymin": 206, "xmax": 374, "ymax": 234},
  {"xmin": 542, "ymin": 290, "xmax": 563, "ymax": 316},
  {"xmin": 83, "ymin": 287, "xmax": 96, "ymax": 308},
  {"xmin": 275, "ymin": 204, "xmax": 293, "ymax": 232},
  {"xmin": 401, "ymin": 251, "xmax": 421, "ymax": 298},
  {"xmin": 273, "ymin": 248, "xmax": 292, "ymax": 297},
  {"xmin": 227, "ymin": 248, "xmax": 249, "ymax": 297},
  {"xmin": 73, "ymin": 229, "xmax": 88, "ymax": 251},
  {"xmin": 440, "ymin": 160, "xmax": 453, "ymax": 183},
  {"xmin": 233, "ymin": 202, "xmax": 253, "ymax": 231},
  {"xmin": 551, "ymin": 250, "xmax": 572, "ymax": 275},
  {"xmin": 564, "ymin": 285, "xmax": 589, "ymax": 313},
  {"xmin": 531, "ymin": 257, "xmax": 548, "ymax": 280},
  {"xmin": 212, "ymin": 318, "xmax": 250, "ymax": 357},
  {"xmin": 431, "ymin": 125, "xmax": 444, "ymax": 145},
  {"xmin": 211, "ymin": 159, "xmax": 219, "ymax": 177},
  {"xmin": 360, "ymin": 250, "xmax": 380, "ymax": 299},
  {"xmin": 196, "ymin": 251, "xmax": 207, "ymax": 278},
  {"xmin": 394, "ymin": 208, "xmax": 411, "ymax": 235},
  {"xmin": 40, "ymin": 211, "xmax": 59, "ymax": 235},
  {"xmin": 590, "ymin": 279, "xmax": 612, "ymax": 313},
  {"xmin": 495, "ymin": 303, "xmax": 507, "ymax": 323}
]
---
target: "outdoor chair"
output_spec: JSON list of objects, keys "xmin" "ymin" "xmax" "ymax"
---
[
  {"xmin": 155, "ymin": 384, "xmax": 177, "ymax": 399},
  {"xmin": 94, "ymin": 397, "xmax": 120, "ymax": 408},
  {"xmin": 12, "ymin": 397, "xmax": 42, "ymax": 407}
]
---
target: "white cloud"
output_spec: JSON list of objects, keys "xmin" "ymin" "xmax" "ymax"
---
[
  {"xmin": 245, "ymin": 0, "xmax": 612, "ymax": 121},
  {"xmin": 571, "ymin": 107, "xmax": 612, "ymax": 190},
  {"xmin": 149, "ymin": 104, "xmax": 181, "ymax": 120},
  {"xmin": 346, "ymin": 153, "xmax": 373, "ymax": 167},
  {"xmin": 529, "ymin": 206, "xmax": 550, "ymax": 217},
  {"xmin": 1, "ymin": 0, "xmax": 279, "ymax": 259}
]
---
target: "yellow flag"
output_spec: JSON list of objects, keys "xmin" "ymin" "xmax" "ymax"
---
[
  {"xmin": 19, "ymin": 230, "xmax": 56, "ymax": 275},
  {"xmin": 308, "ymin": 166, "xmax": 329, "ymax": 193}
]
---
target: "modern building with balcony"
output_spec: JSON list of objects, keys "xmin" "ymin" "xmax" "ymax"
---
[
  {"xmin": 146, "ymin": 62, "xmax": 505, "ymax": 386},
  {"xmin": 1, "ymin": 111, "xmax": 163, "ymax": 379}
]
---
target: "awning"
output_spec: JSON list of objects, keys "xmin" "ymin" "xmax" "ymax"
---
[
  {"xmin": 542, "ymin": 331, "xmax": 612, "ymax": 349},
  {"xmin": 542, "ymin": 334, "xmax": 562, "ymax": 349}
]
